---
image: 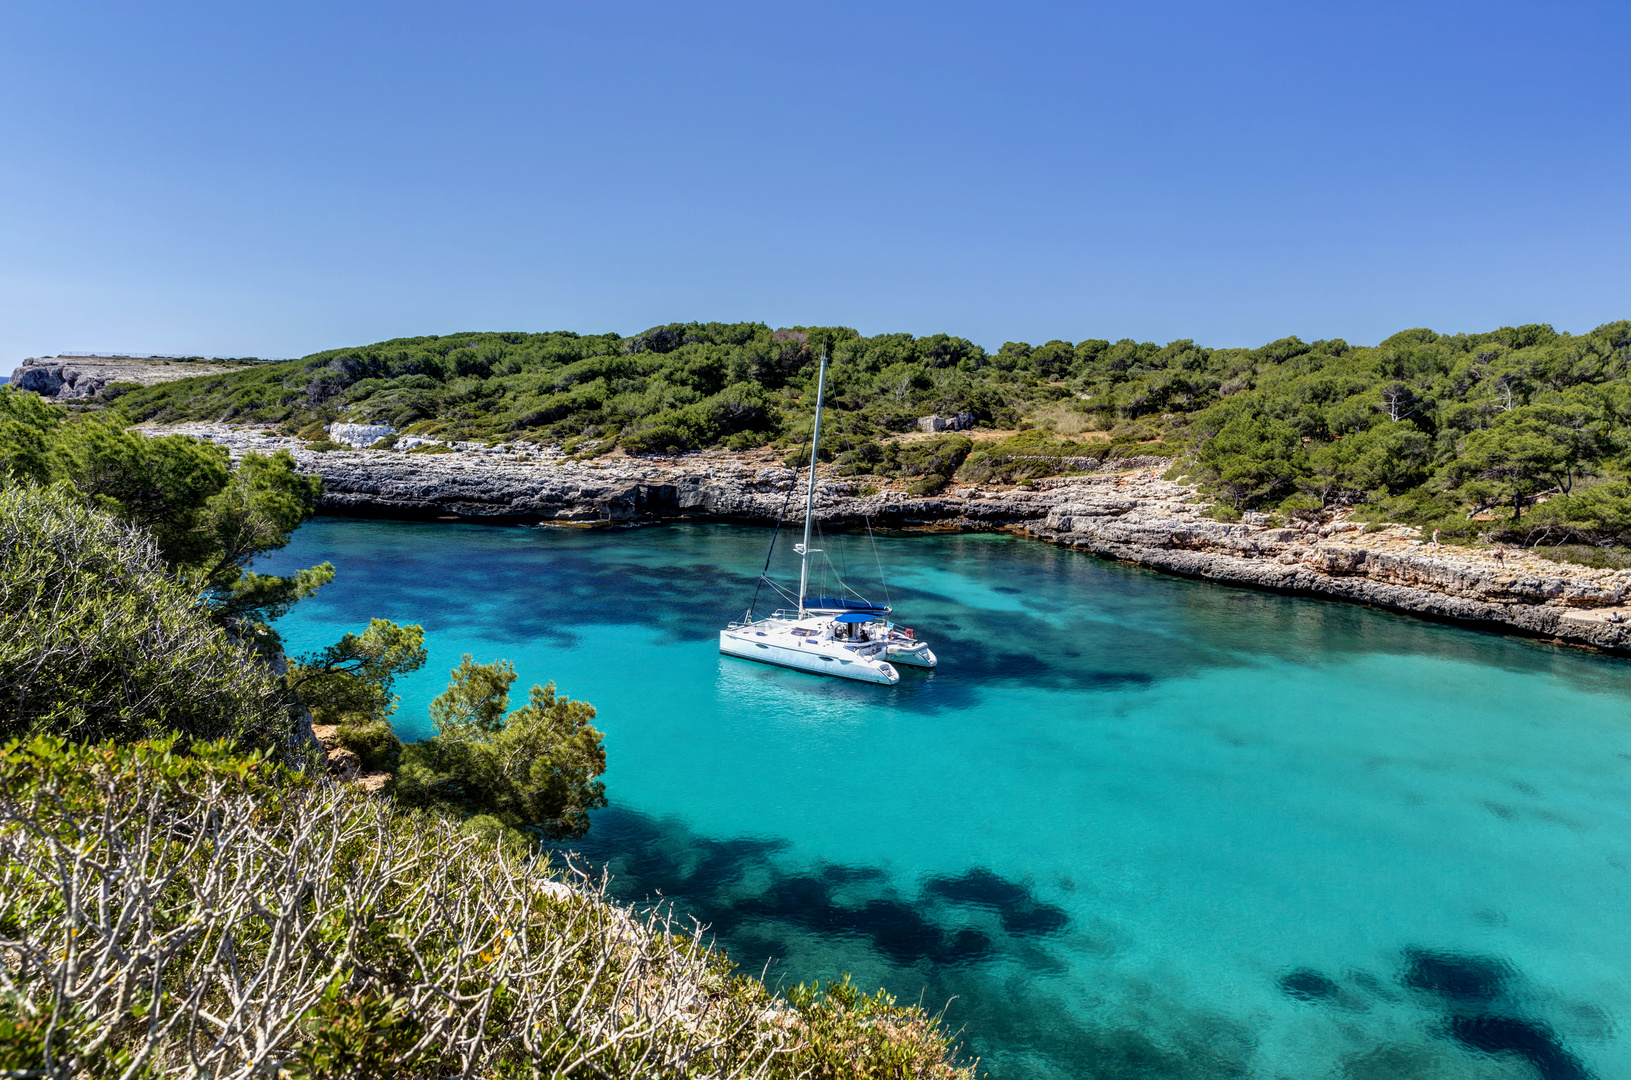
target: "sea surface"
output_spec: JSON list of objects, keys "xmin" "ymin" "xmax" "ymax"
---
[{"xmin": 259, "ymin": 517, "xmax": 1631, "ymax": 1080}]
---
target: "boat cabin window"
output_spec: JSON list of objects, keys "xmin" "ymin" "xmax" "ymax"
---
[{"xmin": 791, "ymin": 628, "xmax": 817, "ymax": 638}]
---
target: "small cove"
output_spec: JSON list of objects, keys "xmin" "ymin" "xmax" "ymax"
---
[{"xmin": 260, "ymin": 518, "xmax": 1631, "ymax": 1079}]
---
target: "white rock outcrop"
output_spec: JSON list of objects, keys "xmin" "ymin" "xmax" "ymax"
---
[
  {"xmin": 916, "ymin": 412, "xmax": 975, "ymax": 433},
  {"xmin": 326, "ymin": 423, "xmax": 396, "ymax": 448}
]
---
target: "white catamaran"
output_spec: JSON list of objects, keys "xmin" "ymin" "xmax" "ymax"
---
[{"xmin": 718, "ymin": 350, "xmax": 938, "ymax": 685}]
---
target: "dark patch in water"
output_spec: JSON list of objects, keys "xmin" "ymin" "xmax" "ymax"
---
[
  {"xmin": 554, "ymin": 807, "xmax": 1014, "ymax": 966},
  {"xmin": 1401, "ymin": 948, "xmax": 1510, "ymax": 1003},
  {"xmin": 552, "ymin": 806, "xmax": 1264, "ymax": 1079},
  {"xmin": 820, "ymin": 864, "xmax": 887, "ymax": 884},
  {"xmin": 1280, "ymin": 968, "xmax": 1340, "ymax": 1002},
  {"xmin": 1450, "ymin": 1016, "xmax": 1591, "ymax": 1080},
  {"xmin": 923, "ymin": 868, "xmax": 1070, "ymax": 934},
  {"xmin": 736, "ymin": 876, "xmax": 994, "ymax": 965}
]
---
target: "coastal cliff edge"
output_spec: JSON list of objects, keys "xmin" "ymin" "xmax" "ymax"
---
[{"xmin": 149, "ymin": 423, "xmax": 1631, "ymax": 655}]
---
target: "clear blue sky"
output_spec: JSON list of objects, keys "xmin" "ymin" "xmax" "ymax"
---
[{"xmin": 2, "ymin": 1, "xmax": 1626, "ymax": 361}]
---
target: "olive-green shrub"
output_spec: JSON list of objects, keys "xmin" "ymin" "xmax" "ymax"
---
[
  {"xmin": 0, "ymin": 483, "xmax": 291, "ymax": 753},
  {"xmin": 0, "ymin": 735, "xmax": 974, "ymax": 1080}
]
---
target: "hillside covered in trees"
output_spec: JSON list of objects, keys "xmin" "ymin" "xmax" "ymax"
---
[{"xmin": 113, "ymin": 319, "xmax": 1631, "ymax": 548}]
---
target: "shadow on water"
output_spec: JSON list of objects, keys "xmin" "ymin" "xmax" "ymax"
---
[
  {"xmin": 264, "ymin": 519, "xmax": 1627, "ymax": 1078},
  {"xmin": 1280, "ymin": 949, "xmax": 1596, "ymax": 1080},
  {"xmin": 560, "ymin": 806, "xmax": 1603, "ymax": 1080},
  {"xmin": 552, "ymin": 805, "xmax": 1068, "ymax": 967},
  {"xmin": 552, "ymin": 805, "xmax": 1266, "ymax": 1080}
]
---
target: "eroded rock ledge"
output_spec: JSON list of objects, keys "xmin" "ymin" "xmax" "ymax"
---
[{"xmin": 149, "ymin": 423, "xmax": 1631, "ymax": 655}]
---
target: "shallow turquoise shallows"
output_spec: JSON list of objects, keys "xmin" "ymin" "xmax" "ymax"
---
[{"xmin": 260, "ymin": 518, "xmax": 1631, "ymax": 1080}]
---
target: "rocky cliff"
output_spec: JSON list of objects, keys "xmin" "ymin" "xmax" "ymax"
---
[
  {"xmin": 8, "ymin": 356, "xmax": 255, "ymax": 400},
  {"xmin": 148, "ymin": 423, "xmax": 1631, "ymax": 655}
]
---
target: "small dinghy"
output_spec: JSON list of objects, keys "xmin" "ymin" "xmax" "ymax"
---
[{"xmin": 718, "ymin": 351, "xmax": 938, "ymax": 685}]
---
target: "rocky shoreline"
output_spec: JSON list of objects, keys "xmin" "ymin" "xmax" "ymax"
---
[{"xmin": 148, "ymin": 423, "xmax": 1631, "ymax": 655}]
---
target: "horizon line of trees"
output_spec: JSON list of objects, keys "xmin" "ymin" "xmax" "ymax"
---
[{"xmin": 106, "ymin": 318, "xmax": 1631, "ymax": 546}]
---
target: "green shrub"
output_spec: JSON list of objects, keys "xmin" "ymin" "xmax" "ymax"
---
[
  {"xmin": 894, "ymin": 434, "xmax": 972, "ymax": 478},
  {"xmin": 1278, "ymin": 493, "xmax": 1325, "ymax": 520},
  {"xmin": 396, "ymin": 657, "xmax": 607, "ymax": 841},
  {"xmin": 0, "ymin": 483, "xmax": 291, "ymax": 754},
  {"xmin": 304, "ymin": 439, "xmax": 345, "ymax": 452},
  {"xmin": 334, "ymin": 719, "xmax": 402, "ymax": 772},
  {"xmin": 1528, "ymin": 543, "xmax": 1631, "ymax": 570},
  {"xmin": 0, "ymin": 735, "xmax": 974, "ymax": 1079},
  {"xmin": 620, "ymin": 423, "xmax": 691, "ymax": 455}
]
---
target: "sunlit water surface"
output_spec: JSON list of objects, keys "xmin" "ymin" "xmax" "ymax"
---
[{"xmin": 260, "ymin": 518, "xmax": 1631, "ymax": 1080}]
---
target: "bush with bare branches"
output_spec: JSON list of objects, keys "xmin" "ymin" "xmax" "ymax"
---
[{"xmin": 0, "ymin": 736, "xmax": 973, "ymax": 1079}]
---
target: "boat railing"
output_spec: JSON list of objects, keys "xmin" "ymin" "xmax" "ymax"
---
[{"xmin": 726, "ymin": 609, "xmax": 804, "ymax": 631}]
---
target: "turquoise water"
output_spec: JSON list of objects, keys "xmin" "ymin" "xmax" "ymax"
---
[{"xmin": 260, "ymin": 518, "xmax": 1631, "ymax": 1080}]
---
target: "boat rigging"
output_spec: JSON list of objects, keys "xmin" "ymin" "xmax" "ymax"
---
[{"xmin": 718, "ymin": 348, "xmax": 939, "ymax": 684}]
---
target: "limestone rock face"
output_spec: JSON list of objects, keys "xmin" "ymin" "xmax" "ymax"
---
[
  {"xmin": 7, "ymin": 356, "xmax": 255, "ymax": 400},
  {"xmin": 141, "ymin": 422, "xmax": 1631, "ymax": 655},
  {"xmin": 10, "ymin": 359, "xmax": 110, "ymax": 399},
  {"xmin": 327, "ymin": 423, "xmax": 396, "ymax": 448},
  {"xmin": 916, "ymin": 412, "xmax": 974, "ymax": 432}
]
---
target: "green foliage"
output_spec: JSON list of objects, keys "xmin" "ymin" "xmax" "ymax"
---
[
  {"xmin": 0, "ymin": 388, "xmax": 60, "ymax": 483},
  {"xmin": 111, "ymin": 325, "xmax": 1012, "ymax": 453},
  {"xmin": 60, "ymin": 317, "xmax": 1631, "ymax": 545},
  {"xmin": 399, "ymin": 657, "xmax": 608, "ymax": 841},
  {"xmin": 956, "ymin": 430, "xmax": 1170, "ymax": 486},
  {"xmin": 292, "ymin": 619, "xmax": 428, "ymax": 725},
  {"xmin": 785, "ymin": 975, "xmax": 972, "ymax": 1080},
  {"xmin": 0, "ymin": 392, "xmax": 330, "ymax": 643},
  {"xmin": 332, "ymin": 719, "xmax": 402, "ymax": 772},
  {"xmin": 1196, "ymin": 414, "xmax": 1302, "ymax": 508},
  {"xmin": 0, "ymin": 483, "xmax": 291, "ymax": 754},
  {"xmin": 428, "ymin": 653, "xmax": 517, "ymax": 734},
  {"xmin": 290, "ymin": 989, "xmax": 427, "ymax": 1080},
  {"xmin": 47, "ymin": 413, "xmax": 233, "ymax": 566},
  {"xmin": 1514, "ymin": 481, "xmax": 1631, "ymax": 546},
  {"xmin": 289, "ymin": 619, "xmax": 426, "ymax": 772},
  {"xmin": 1, "ymin": 734, "xmax": 971, "ymax": 1079}
]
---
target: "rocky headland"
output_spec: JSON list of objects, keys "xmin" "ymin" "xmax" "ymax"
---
[
  {"xmin": 147, "ymin": 422, "xmax": 1631, "ymax": 655},
  {"xmin": 8, "ymin": 355, "xmax": 255, "ymax": 400}
]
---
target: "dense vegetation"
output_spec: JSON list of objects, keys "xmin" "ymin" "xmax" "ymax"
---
[
  {"xmin": 114, "ymin": 319, "xmax": 1631, "ymax": 545},
  {"xmin": 0, "ymin": 391, "xmax": 971, "ymax": 1077},
  {"xmin": 0, "ymin": 392, "xmax": 609, "ymax": 841},
  {"xmin": 0, "ymin": 485, "xmax": 289, "ymax": 751},
  {"xmin": 0, "ymin": 736, "xmax": 972, "ymax": 1079}
]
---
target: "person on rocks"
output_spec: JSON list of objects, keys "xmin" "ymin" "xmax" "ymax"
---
[{"xmin": 1432, "ymin": 528, "xmax": 1440, "ymax": 548}]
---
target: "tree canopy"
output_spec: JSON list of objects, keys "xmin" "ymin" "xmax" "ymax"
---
[{"xmin": 67, "ymin": 316, "xmax": 1631, "ymax": 544}]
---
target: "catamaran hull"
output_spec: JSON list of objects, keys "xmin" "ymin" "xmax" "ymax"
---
[{"xmin": 719, "ymin": 632, "xmax": 899, "ymax": 684}]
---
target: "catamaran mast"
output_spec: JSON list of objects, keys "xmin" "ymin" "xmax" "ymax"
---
[{"xmin": 796, "ymin": 348, "xmax": 828, "ymax": 617}]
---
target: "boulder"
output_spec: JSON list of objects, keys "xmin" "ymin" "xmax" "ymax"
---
[
  {"xmin": 916, "ymin": 412, "xmax": 974, "ymax": 433},
  {"xmin": 327, "ymin": 423, "xmax": 396, "ymax": 448},
  {"xmin": 326, "ymin": 746, "xmax": 362, "ymax": 780}
]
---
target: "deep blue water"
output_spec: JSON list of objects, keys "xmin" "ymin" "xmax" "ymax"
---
[{"xmin": 260, "ymin": 518, "xmax": 1631, "ymax": 1080}]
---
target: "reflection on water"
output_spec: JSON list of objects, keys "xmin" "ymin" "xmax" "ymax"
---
[{"xmin": 262, "ymin": 519, "xmax": 1631, "ymax": 1079}]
